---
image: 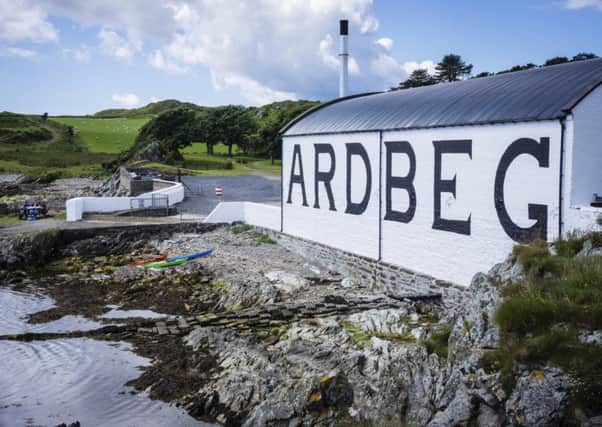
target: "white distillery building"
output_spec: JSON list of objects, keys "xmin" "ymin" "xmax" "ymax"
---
[{"xmin": 279, "ymin": 58, "xmax": 602, "ymax": 285}]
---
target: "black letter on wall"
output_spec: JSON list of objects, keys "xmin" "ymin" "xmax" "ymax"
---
[
  {"xmin": 286, "ymin": 144, "xmax": 308, "ymax": 206},
  {"xmin": 384, "ymin": 141, "xmax": 416, "ymax": 223},
  {"xmin": 494, "ymin": 137, "xmax": 550, "ymax": 243},
  {"xmin": 314, "ymin": 144, "xmax": 337, "ymax": 211},
  {"xmin": 345, "ymin": 143, "xmax": 372, "ymax": 215},
  {"xmin": 433, "ymin": 140, "xmax": 472, "ymax": 235}
]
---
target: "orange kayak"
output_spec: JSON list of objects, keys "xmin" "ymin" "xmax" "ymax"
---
[{"xmin": 128, "ymin": 254, "xmax": 168, "ymax": 267}]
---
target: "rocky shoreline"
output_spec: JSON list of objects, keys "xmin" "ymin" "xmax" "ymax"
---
[{"xmin": 1, "ymin": 223, "xmax": 601, "ymax": 426}]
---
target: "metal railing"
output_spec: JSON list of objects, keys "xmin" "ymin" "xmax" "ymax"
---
[{"xmin": 129, "ymin": 194, "xmax": 169, "ymax": 210}]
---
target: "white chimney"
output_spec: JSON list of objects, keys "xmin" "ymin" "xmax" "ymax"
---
[{"xmin": 339, "ymin": 19, "xmax": 349, "ymax": 98}]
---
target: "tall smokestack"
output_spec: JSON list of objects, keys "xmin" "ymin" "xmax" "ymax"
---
[{"xmin": 339, "ymin": 19, "xmax": 349, "ymax": 98}]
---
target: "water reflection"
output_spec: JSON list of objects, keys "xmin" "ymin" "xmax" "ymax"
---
[{"xmin": 0, "ymin": 288, "xmax": 210, "ymax": 427}]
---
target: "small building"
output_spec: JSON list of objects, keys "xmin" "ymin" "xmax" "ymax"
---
[{"xmin": 280, "ymin": 58, "xmax": 602, "ymax": 285}]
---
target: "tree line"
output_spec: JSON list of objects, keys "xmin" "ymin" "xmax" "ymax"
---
[
  {"xmin": 124, "ymin": 100, "xmax": 319, "ymax": 165},
  {"xmin": 396, "ymin": 52, "xmax": 598, "ymax": 89}
]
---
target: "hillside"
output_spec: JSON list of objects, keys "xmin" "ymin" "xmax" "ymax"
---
[
  {"xmin": 54, "ymin": 116, "xmax": 149, "ymax": 154},
  {"xmin": 94, "ymin": 99, "xmax": 205, "ymax": 118},
  {"xmin": 0, "ymin": 112, "xmax": 58, "ymax": 144},
  {"xmin": 0, "ymin": 112, "xmax": 113, "ymax": 179}
]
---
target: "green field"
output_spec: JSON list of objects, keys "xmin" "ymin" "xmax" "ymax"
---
[
  {"xmin": 0, "ymin": 112, "xmax": 114, "ymax": 179},
  {"xmin": 0, "ymin": 113, "xmax": 281, "ymax": 179},
  {"xmin": 54, "ymin": 116, "xmax": 150, "ymax": 153}
]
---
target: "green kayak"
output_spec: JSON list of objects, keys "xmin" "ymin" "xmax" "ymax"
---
[{"xmin": 140, "ymin": 258, "xmax": 189, "ymax": 268}]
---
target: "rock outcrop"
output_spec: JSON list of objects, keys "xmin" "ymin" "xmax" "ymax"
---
[{"xmin": 180, "ymin": 247, "xmax": 578, "ymax": 426}]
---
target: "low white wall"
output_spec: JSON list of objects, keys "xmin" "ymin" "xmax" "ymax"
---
[
  {"xmin": 204, "ymin": 202, "xmax": 281, "ymax": 231},
  {"xmin": 565, "ymin": 206, "xmax": 602, "ymax": 235},
  {"xmin": 243, "ymin": 202, "xmax": 281, "ymax": 231},
  {"xmin": 204, "ymin": 202, "xmax": 246, "ymax": 224},
  {"xmin": 66, "ymin": 180, "xmax": 184, "ymax": 221}
]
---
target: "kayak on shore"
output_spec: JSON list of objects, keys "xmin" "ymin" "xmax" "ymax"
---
[
  {"xmin": 139, "ymin": 249, "xmax": 214, "ymax": 269},
  {"xmin": 105, "ymin": 249, "xmax": 213, "ymax": 272},
  {"xmin": 129, "ymin": 254, "xmax": 168, "ymax": 267},
  {"xmin": 165, "ymin": 249, "xmax": 214, "ymax": 262}
]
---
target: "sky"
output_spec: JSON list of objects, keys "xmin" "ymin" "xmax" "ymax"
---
[{"xmin": 0, "ymin": 0, "xmax": 600, "ymax": 115}]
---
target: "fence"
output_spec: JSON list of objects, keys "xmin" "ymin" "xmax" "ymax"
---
[{"xmin": 66, "ymin": 179, "xmax": 184, "ymax": 221}]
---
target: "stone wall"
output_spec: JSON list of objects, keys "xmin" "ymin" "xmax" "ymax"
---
[
  {"xmin": 255, "ymin": 226, "xmax": 467, "ymax": 307},
  {"xmin": 118, "ymin": 167, "xmax": 153, "ymax": 196},
  {"xmin": 0, "ymin": 222, "xmax": 223, "ymax": 270}
]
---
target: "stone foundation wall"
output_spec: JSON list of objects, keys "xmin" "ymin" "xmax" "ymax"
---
[
  {"xmin": 255, "ymin": 227, "xmax": 467, "ymax": 307},
  {"xmin": 0, "ymin": 222, "xmax": 222, "ymax": 270}
]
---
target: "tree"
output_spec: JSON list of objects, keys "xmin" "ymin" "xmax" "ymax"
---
[
  {"xmin": 474, "ymin": 71, "xmax": 493, "ymax": 78},
  {"xmin": 41, "ymin": 112, "xmax": 48, "ymax": 121},
  {"xmin": 434, "ymin": 54, "xmax": 473, "ymax": 82},
  {"xmin": 218, "ymin": 105, "xmax": 256, "ymax": 157},
  {"xmin": 572, "ymin": 52, "xmax": 597, "ymax": 62},
  {"xmin": 496, "ymin": 63, "xmax": 537, "ymax": 75},
  {"xmin": 544, "ymin": 56, "xmax": 569, "ymax": 66},
  {"xmin": 398, "ymin": 69, "xmax": 437, "ymax": 89},
  {"xmin": 195, "ymin": 109, "xmax": 222, "ymax": 155},
  {"xmin": 133, "ymin": 108, "xmax": 196, "ymax": 159}
]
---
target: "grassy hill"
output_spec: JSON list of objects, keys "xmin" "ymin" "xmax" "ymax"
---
[
  {"xmin": 0, "ymin": 112, "xmax": 56, "ymax": 144},
  {"xmin": 0, "ymin": 99, "xmax": 317, "ymax": 179},
  {"xmin": 0, "ymin": 112, "xmax": 113, "ymax": 179},
  {"xmin": 94, "ymin": 99, "xmax": 204, "ymax": 118},
  {"xmin": 54, "ymin": 116, "xmax": 149, "ymax": 153}
]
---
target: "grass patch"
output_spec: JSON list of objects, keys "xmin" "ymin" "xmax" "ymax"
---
[
  {"xmin": 0, "ymin": 194, "xmax": 29, "ymax": 204},
  {"xmin": 340, "ymin": 321, "xmax": 372, "ymax": 348},
  {"xmin": 53, "ymin": 116, "xmax": 149, "ymax": 153},
  {"xmin": 0, "ymin": 214, "xmax": 21, "ymax": 226},
  {"xmin": 211, "ymin": 279, "xmax": 228, "ymax": 291},
  {"xmin": 489, "ymin": 232, "xmax": 602, "ymax": 413},
  {"xmin": 254, "ymin": 233, "xmax": 275, "ymax": 244},
  {"xmin": 231, "ymin": 224, "xmax": 252, "ymax": 234},
  {"xmin": 339, "ymin": 321, "xmax": 416, "ymax": 348},
  {"xmin": 424, "ymin": 326, "xmax": 452, "ymax": 358},
  {"xmin": 0, "ymin": 113, "xmax": 114, "ymax": 178}
]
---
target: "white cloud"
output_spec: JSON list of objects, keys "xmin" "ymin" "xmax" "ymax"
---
[
  {"xmin": 562, "ymin": 0, "xmax": 602, "ymax": 10},
  {"xmin": 403, "ymin": 60, "xmax": 437, "ymax": 75},
  {"xmin": 0, "ymin": 46, "xmax": 37, "ymax": 59},
  {"xmin": 154, "ymin": 0, "xmax": 382, "ymax": 101},
  {"xmin": 319, "ymin": 34, "xmax": 360, "ymax": 75},
  {"xmin": 375, "ymin": 37, "xmax": 393, "ymax": 51},
  {"xmin": 63, "ymin": 44, "xmax": 90, "ymax": 62},
  {"xmin": 371, "ymin": 55, "xmax": 436, "ymax": 87},
  {"xmin": 98, "ymin": 29, "xmax": 140, "ymax": 60},
  {"xmin": 17, "ymin": 0, "xmax": 435, "ymax": 103},
  {"xmin": 111, "ymin": 93, "xmax": 140, "ymax": 108},
  {"xmin": 148, "ymin": 49, "xmax": 187, "ymax": 75},
  {"xmin": 0, "ymin": 0, "xmax": 57, "ymax": 43},
  {"xmin": 218, "ymin": 72, "xmax": 298, "ymax": 106},
  {"xmin": 149, "ymin": 96, "xmax": 161, "ymax": 103}
]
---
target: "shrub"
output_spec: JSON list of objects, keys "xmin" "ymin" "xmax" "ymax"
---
[
  {"xmin": 231, "ymin": 224, "xmax": 252, "ymax": 234},
  {"xmin": 491, "ymin": 237, "xmax": 602, "ymax": 414},
  {"xmin": 424, "ymin": 327, "xmax": 451, "ymax": 358},
  {"xmin": 255, "ymin": 233, "xmax": 275, "ymax": 244}
]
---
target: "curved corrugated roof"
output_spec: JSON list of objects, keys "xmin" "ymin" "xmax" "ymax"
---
[{"xmin": 283, "ymin": 57, "xmax": 602, "ymax": 136}]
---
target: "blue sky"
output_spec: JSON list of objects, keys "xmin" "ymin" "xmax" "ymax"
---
[{"xmin": 0, "ymin": 0, "xmax": 600, "ymax": 115}]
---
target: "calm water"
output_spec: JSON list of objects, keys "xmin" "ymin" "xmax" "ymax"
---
[{"xmin": 0, "ymin": 288, "xmax": 211, "ymax": 427}]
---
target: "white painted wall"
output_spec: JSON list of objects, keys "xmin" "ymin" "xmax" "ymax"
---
[
  {"xmin": 66, "ymin": 180, "xmax": 184, "ymax": 221},
  {"xmin": 568, "ymin": 85, "xmax": 602, "ymax": 207},
  {"xmin": 282, "ymin": 121, "xmax": 562, "ymax": 285},
  {"xmin": 381, "ymin": 121, "xmax": 561, "ymax": 285},
  {"xmin": 282, "ymin": 132, "xmax": 380, "ymax": 258},
  {"xmin": 204, "ymin": 202, "xmax": 280, "ymax": 231},
  {"xmin": 244, "ymin": 202, "xmax": 280, "ymax": 231},
  {"xmin": 565, "ymin": 206, "xmax": 602, "ymax": 234}
]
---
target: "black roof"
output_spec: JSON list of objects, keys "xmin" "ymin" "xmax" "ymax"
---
[{"xmin": 283, "ymin": 58, "xmax": 602, "ymax": 136}]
